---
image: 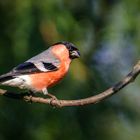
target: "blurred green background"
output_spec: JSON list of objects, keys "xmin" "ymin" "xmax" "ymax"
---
[{"xmin": 0, "ymin": 0, "xmax": 140, "ymax": 140}]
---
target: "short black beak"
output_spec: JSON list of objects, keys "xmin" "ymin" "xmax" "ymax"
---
[
  {"xmin": 74, "ymin": 50, "xmax": 80, "ymax": 57},
  {"xmin": 70, "ymin": 50, "xmax": 80, "ymax": 59}
]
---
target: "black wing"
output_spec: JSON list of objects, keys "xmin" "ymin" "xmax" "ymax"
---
[
  {"xmin": 0, "ymin": 62, "xmax": 58, "ymax": 83},
  {"xmin": 13, "ymin": 62, "xmax": 58, "ymax": 75}
]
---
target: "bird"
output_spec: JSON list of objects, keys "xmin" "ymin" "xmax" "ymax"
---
[{"xmin": 0, "ymin": 41, "xmax": 80, "ymax": 98}]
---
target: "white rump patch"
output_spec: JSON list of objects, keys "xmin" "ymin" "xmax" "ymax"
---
[{"xmin": 2, "ymin": 75, "xmax": 31, "ymax": 89}]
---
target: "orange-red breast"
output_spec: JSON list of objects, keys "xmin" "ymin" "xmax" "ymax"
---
[{"xmin": 0, "ymin": 41, "xmax": 80, "ymax": 96}]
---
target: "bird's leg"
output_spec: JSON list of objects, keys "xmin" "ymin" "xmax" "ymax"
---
[
  {"xmin": 42, "ymin": 88, "xmax": 61, "ymax": 107},
  {"xmin": 42, "ymin": 88, "xmax": 57, "ymax": 100}
]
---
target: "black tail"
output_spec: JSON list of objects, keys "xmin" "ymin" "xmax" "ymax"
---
[{"xmin": 0, "ymin": 73, "xmax": 14, "ymax": 83}]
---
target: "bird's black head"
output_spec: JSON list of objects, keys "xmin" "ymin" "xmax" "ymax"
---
[{"xmin": 53, "ymin": 41, "xmax": 80, "ymax": 59}]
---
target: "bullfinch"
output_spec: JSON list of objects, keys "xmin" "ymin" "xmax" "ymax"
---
[{"xmin": 0, "ymin": 41, "xmax": 80, "ymax": 98}]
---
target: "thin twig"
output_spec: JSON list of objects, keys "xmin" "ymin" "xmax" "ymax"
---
[{"xmin": 0, "ymin": 60, "xmax": 140, "ymax": 107}]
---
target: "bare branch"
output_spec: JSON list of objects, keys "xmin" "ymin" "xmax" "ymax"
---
[{"xmin": 0, "ymin": 60, "xmax": 140, "ymax": 107}]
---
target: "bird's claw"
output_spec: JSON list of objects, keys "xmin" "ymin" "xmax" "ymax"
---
[
  {"xmin": 47, "ymin": 93, "xmax": 61, "ymax": 108},
  {"xmin": 47, "ymin": 93, "xmax": 57, "ymax": 99}
]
